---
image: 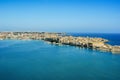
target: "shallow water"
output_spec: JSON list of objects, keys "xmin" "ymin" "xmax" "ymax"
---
[{"xmin": 0, "ymin": 40, "xmax": 120, "ymax": 80}]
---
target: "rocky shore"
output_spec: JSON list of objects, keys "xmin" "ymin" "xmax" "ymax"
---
[{"xmin": 0, "ymin": 32, "xmax": 120, "ymax": 54}]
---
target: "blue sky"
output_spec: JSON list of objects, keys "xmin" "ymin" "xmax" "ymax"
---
[{"xmin": 0, "ymin": 0, "xmax": 120, "ymax": 33}]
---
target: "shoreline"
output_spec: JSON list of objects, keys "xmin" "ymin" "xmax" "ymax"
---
[{"xmin": 0, "ymin": 32, "xmax": 120, "ymax": 54}]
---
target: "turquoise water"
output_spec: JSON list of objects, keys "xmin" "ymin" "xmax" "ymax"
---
[{"xmin": 0, "ymin": 40, "xmax": 120, "ymax": 80}]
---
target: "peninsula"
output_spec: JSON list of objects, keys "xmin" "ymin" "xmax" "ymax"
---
[{"xmin": 0, "ymin": 32, "xmax": 120, "ymax": 54}]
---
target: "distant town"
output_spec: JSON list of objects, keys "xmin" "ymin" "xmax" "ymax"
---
[{"xmin": 0, "ymin": 32, "xmax": 120, "ymax": 54}]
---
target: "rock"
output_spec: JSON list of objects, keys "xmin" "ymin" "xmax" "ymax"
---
[{"xmin": 111, "ymin": 46, "xmax": 120, "ymax": 54}]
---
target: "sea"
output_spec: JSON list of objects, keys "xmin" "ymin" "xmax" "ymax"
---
[{"xmin": 0, "ymin": 33, "xmax": 120, "ymax": 80}]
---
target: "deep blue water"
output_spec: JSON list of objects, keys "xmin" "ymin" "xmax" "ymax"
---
[
  {"xmin": 0, "ymin": 34, "xmax": 120, "ymax": 80},
  {"xmin": 67, "ymin": 33, "xmax": 120, "ymax": 45}
]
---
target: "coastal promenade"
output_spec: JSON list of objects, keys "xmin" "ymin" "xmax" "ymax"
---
[{"xmin": 0, "ymin": 32, "xmax": 120, "ymax": 54}]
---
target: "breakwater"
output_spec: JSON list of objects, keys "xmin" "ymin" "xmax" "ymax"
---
[{"xmin": 0, "ymin": 32, "xmax": 120, "ymax": 54}]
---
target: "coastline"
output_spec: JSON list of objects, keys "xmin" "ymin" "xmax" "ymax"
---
[{"xmin": 0, "ymin": 32, "xmax": 120, "ymax": 54}]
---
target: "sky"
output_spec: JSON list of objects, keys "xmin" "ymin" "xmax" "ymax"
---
[{"xmin": 0, "ymin": 0, "xmax": 120, "ymax": 33}]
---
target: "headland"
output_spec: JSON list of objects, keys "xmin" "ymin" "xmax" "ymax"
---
[{"xmin": 0, "ymin": 32, "xmax": 120, "ymax": 54}]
